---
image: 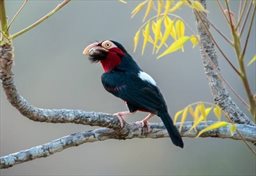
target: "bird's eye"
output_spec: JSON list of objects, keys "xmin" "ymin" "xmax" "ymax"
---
[{"xmin": 102, "ymin": 41, "xmax": 112, "ymax": 48}]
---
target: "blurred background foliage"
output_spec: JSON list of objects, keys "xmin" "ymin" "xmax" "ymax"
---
[{"xmin": 0, "ymin": 0, "xmax": 255, "ymax": 175}]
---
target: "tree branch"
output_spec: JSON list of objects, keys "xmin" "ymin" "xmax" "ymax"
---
[
  {"xmin": 194, "ymin": 0, "xmax": 254, "ymax": 125},
  {"xmin": 1, "ymin": 121, "xmax": 255, "ymax": 169}
]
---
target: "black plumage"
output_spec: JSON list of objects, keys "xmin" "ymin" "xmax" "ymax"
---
[{"xmin": 84, "ymin": 40, "xmax": 184, "ymax": 148}]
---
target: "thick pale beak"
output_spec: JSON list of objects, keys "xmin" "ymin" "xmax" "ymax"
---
[{"xmin": 83, "ymin": 42, "xmax": 98, "ymax": 56}]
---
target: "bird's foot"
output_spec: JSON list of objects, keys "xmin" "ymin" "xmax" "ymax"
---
[
  {"xmin": 135, "ymin": 120, "xmax": 151, "ymax": 132},
  {"xmin": 113, "ymin": 111, "xmax": 131, "ymax": 128}
]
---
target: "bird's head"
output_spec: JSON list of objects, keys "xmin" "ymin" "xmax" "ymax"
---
[{"xmin": 83, "ymin": 40, "xmax": 126, "ymax": 72}]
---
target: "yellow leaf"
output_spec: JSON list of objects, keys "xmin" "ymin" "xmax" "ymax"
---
[
  {"xmin": 190, "ymin": 35, "xmax": 199, "ymax": 48},
  {"xmin": 143, "ymin": 0, "xmax": 153, "ymax": 22},
  {"xmin": 176, "ymin": 20, "xmax": 185, "ymax": 39},
  {"xmin": 196, "ymin": 121, "xmax": 228, "ymax": 137},
  {"xmin": 198, "ymin": 103, "xmax": 206, "ymax": 119},
  {"xmin": 164, "ymin": 0, "xmax": 172, "ymax": 16},
  {"xmin": 142, "ymin": 22, "xmax": 151, "ymax": 55},
  {"xmin": 189, "ymin": 115, "xmax": 204, "ymax": 131},
  {"xmin": 133, "ymin": 29, "xmax": 140, "ymax": 52},
  {"xmin": 164, "ymin": 15, "xmax": 172, "ymax": 27},
  {"xmin": 118, "ymin": 0, "xmax": 127, "ymax": 4},
  {"xmin": 190, "ymin": 1, "xmax": 208, "ymax": 12},
  {"xmin": 188, "ymin": 105, "xmax": 197, "ymax": 121},
  {"xmin": 229, "ymin": 124, "xmax": 237, "ymax": 136},
  {"xmin": 131, "ymin": 1, "xmax": 147, "ymax": 18},
  {"xmin": 175, "ymin": 20, "xmax": 185, "ymax": 51},
  {"xmin": 157, "ymin": 36, "xmax": 189, "ymax": 58},
  {"xmin": 179, "ymin": 107, "xmax": 188, "ymax": 131},
  {"xmin": 169, "ymin": 1, "xmax": 184, "ymax": 13},
  {"xmin": 213, "ymin": 105, "xmax": 222, "ymax": 121},
  {"xmin": 248, "ymin": 55, "xmax": 256, "ymax": 66},
  {"xmin": 157, "ymin": 18, "xmax": 174, "ymax": 53},
  {"xmin": 174, "ymin": 109, "xmax": 184, "ymax": 124},
  {"xmin": 157, "ymin": 0, "xmax": 164, "ymax": 17},
  {"xmin": 153, "ymin": 18, "xmax": 163, "ymax": 53},
  {"xmin": 204, "ymin": 107, "xmax": 212, "ymax": 120}
]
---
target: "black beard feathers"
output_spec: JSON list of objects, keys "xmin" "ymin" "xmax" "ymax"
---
[{"xmin": 88, "ymin": 51, "xmax": 108, "ymax": 63}]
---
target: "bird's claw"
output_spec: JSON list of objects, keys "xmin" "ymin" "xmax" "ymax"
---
[
  {"xmin": 135, "ymin": 120, "xmax": 151, "ymax": 132},
  {"xmin": 113, "ymin": 112, "xmax": 126, "ymax": 128}
]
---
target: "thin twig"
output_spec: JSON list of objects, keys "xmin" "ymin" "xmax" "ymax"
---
[
  {"xmin": 240, "ymin": 0, "xmax": 253, "ymax": 36},
  {"xmin": 198, "ymin": 12, "xmax": 233, "ymax": 46},
  {"xmin": 223, "ymin": 112, "xmax": 256, "ymax": 155},
  {"xmin": 241, "ymin": 5, "xmax": 256, "ymax": 61},
  {"xmin": 236, "ymin": 0, "xmax": 249, "ymax": 30},
  {"xmin": 201, "ymin": 49, "xmax": 250, "ymax": 109},
  {"xmin": 7, "ymin": 0, "xmax": 29, "ymax": 30},
  {"xmin": 216, "ymin": 0, "xmax": 230, "ymax": 24},
  {"xmin": 195, "ymin": 11, "xmax": 241, "ymax": 77},
  {"xmin": 10, "ymin": 0, "xmax": 71, "ymax": 39}
]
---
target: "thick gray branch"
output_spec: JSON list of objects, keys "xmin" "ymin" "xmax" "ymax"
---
[
  {"xmin": 0, "ymin": 44, "xmax": 122, "ymax": 129},
  {"xmin": 1, "ymin": 121, "xmax": 255, "ymax": 169},
  {"xmin": 195, "ymin": 0, "xmax": 254, "ymax": 125}
]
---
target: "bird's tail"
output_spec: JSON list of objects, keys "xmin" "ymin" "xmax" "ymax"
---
[{"xmin": 158, "ymin": 111, "xmax": 184, "ymax": 148}]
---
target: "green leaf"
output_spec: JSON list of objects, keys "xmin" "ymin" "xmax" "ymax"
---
[
  {"xmin": 248, "ymin": 55, "xmax": 256, "ymax": 66},
  {"xmin": 196, "ymin": 121, "xmax": 228, "ymax": 137},
  {"xmin": 157, "ymin": 36, "xmax": 189, "ymax": 58}
]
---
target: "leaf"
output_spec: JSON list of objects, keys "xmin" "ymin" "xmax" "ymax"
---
[
  {"xmin": 174, "ymin": 109, "xmax": 184, "ymax": 124},
  {"xmin": 157, "ymin": 36, "xmax": 189, "ymax": 58},
  {"xmin": 131, "ymin": 1, "xmax": 147, "ymax": 18},
  {"xmin": 198, "ymin": 103, "xmax": 206, "ymax": 119},
  {"xmin": 213, "ymin": 105, "xmax": 222, "ymax": 121},
  {"xmin": 142, "ymin": 22, "xmax": 151, "ymax": 55},
  {"xmin": 157, "ymin": 0, "xmax": 164, "ymax": 17},
  {"xmin": 118, "ymin": 0, "xmax": 127, "ymax": 4},
  {"xmin": 196, "ymin": 121, "xmax": 228, "ymax": 137},
  {"xmin": 229, "ymin": 124, "xmax": 237, "ymax": 136},
  {"xmin": 179, "ymin": 107, "xmax": 188, "ymax": 131},
  {"xmin": 189, "ymin": 115, "xmax": 205, "ymax": 131},
  {"xmin": 176, "ymin": 20, "xmax": 185, "ymax": 39},
  {"xmin": 153, "ymin": 18, "xmax": 163, "ymax": 53},
  {"xmin": 169, "ymin": 1, "xmax": 184, "ymax": 13},
  {"xmin": 175, "ymin": 19, "xmax": 185, "ymax": 51},
  {"xmin": 248, "ymin": 55, "xmax": 256, "ymax": 66},
  {"xmin": 143, "ymin": 0, "xmax": 153, "ymax": 22},
  {"xmin": 133, "ymin": 29, "xmax": 140, "ymax": 52},
  {"xmin": 190, "ymin": 35, "xmax": 199, "ymax": 48},
  {"xmin": 190, "ymin": 1, "xmax": 208, "ymax": 12},
  {"xmin": 188, "ymin": 105, "xmax": 197, "ymax": 121},
  {"xmin": 157, "ymin": 17, "xmax": 174, "ymax": 53},
  {"xmin": 204, "ymin": 107, "xmax": 212, "ymax": 119},
  {"xmin": 164, "ymin": 0, "xmax": 172, "ymax": 16}
]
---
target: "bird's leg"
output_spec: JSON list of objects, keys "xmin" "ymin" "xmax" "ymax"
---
[
  {"xmin": 135, "ymin": 113, "xmax": 155, "ymax": 131},
  {"xmin": 113, "ymin": 111, "xmax": 134, "ymax": 128}
]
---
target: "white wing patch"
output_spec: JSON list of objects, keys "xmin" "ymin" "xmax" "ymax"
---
[{"xmin": 138, "ymin": 71, "xmax": 157, "ymax": 86}]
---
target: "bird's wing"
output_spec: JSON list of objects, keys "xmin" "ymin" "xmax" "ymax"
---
[{"xmin": 102, "ymin": 72, "xmax": 167, "ymax": 113}]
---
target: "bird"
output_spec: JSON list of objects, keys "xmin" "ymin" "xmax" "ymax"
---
[{"xmin": 83, "ymin": 40, "xmax": 184, "ymax": 148}]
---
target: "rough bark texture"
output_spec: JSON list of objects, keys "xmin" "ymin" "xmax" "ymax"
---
[
  {"xmin": 0, "ymin": 0, "xmax": 256, "ymax": 170},
  {"xmin": 1, "ymin": 121, "xmax": 255, "ymax": 169},
  {"xmin": 195, "ymin": 0, "xmax": 254, "ymax": 125}
]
